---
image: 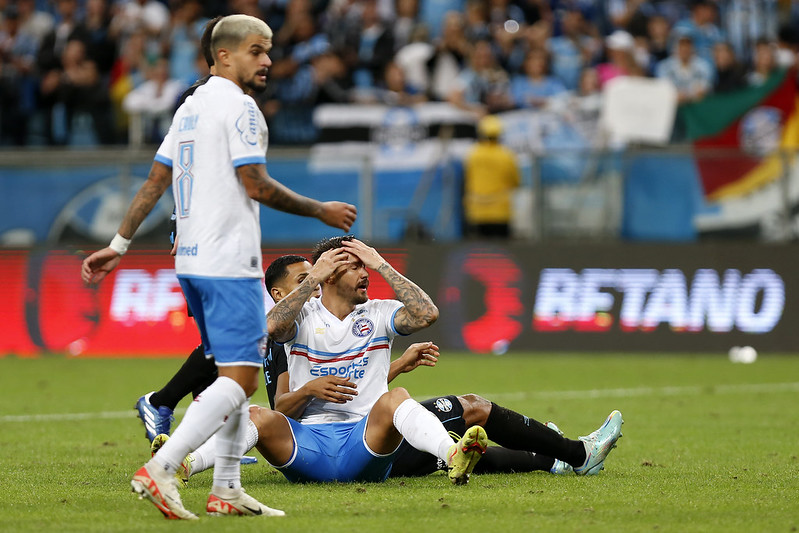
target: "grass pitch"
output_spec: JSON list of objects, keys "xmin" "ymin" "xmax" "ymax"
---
[{"xmin": 1, "ymin": 352, "xmax": 798, "ymax": 532}]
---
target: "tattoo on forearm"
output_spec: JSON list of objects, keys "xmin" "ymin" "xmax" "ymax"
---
[
  {"xmin": 377, "ymin": 262, "xmax": 438, "ymax": 333},
  {"xmin": 268, "ymin": 277, "xmax": 318, "ymax": 339},
  {"xmin": 119, "ymin": 164, "xmax": 171, "ymax": 238},
  {"xmin": 240, "ymin": 166, "xmax": 322, "ymax": 218}
]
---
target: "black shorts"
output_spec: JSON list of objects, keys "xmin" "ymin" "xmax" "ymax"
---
[{"xmin": 388, "ymin": 395, "xmax": 465, "ymax": 478}]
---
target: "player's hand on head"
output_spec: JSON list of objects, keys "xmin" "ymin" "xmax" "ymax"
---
[
  {"xmin": 310, "ymin": 247, "xmax": 350, "ymax": 282},
  {"xmin": 307, "ymin": 376, "xmax": 358, "ymax": 403},
  {"xmin": 319, "ymin": 201, "xmax": 357, "ymax": 231},
  {"xmin": 81, "ymin": 248, "xmax": 122, "ymax": 285},
  {"xmin": 341, "ymin": 239, "xmax": 385, "ymax": 270}
]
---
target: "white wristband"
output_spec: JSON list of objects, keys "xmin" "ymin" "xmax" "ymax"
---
[{"xmin": 109, "ymin": 233, "xmax": 131, "ymax": 255}]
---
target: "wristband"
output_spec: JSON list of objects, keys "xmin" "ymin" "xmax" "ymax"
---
[{"xmin": 109, "ymin": 233, "xmax": 131, "ymax": 255}]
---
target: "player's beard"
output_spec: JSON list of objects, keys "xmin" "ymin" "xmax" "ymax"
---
[{"xmin": 243, "ymin": 68, "xmax": 269, "ymax": 94}]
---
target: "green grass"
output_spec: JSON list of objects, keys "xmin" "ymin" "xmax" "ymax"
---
[{"xmin": 1, "ymin": 352, "xmax": 798, "ymax": 532}]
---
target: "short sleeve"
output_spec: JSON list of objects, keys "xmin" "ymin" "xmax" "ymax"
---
[
  {"xmin": 228, "ymin": 96, "xmax": 268, "ymax": 168},
  {"xmin": 154, "ymin": 125, "xmax": 175, "ymax": 167},
  {"xmin": 370, "ymin": 299, "xmax": 405, "ymax": 338}
]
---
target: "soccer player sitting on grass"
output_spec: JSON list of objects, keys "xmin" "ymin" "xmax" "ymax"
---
[
  {"xmin": 158, "ymin": 240, "xmax": 622, "ymax": 485},
  {"xmin": 264, "ymin": 236, "xmax": 487, "ymax": 484}
]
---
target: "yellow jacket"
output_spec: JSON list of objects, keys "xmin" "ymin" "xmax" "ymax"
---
[{"xmin": 463, "ymin": 141, "xmax": 521, "ymax": 224}]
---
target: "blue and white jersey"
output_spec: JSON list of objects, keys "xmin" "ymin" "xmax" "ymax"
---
[
  {"xmin": 284, "ymin": 298, "xmax": 404, "ymax": 424},
  {"xmin": 155, "ymin": 76, "xmax": 268, "ymax": 279}
]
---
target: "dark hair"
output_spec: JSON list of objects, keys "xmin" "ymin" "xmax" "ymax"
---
[
  {"xmin": 264, "ymin": 255, "xmax": 309, "ymax": 292},
  {"xmin": 201, "ymin": 16, "xmax": 223, "ymax": 68},
  {"xmin": 311, "ymin": 235, "xmax": 354, "ymax": 264}
]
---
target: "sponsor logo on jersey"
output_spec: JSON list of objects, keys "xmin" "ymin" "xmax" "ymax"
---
[
  {"xmin": 236, "ymin": 101, "xmax": 260, "ymax": 146},
  {"xmin": 309, "ymin": 357, "xmax": 370, "ymax": 379},
  {"xmin": 176, "ymin": 243, "xmax": 198, "ymax": 256},
  {"xmin": 434, "ymin": 398, "xmax": 453, "ymax": 412},
  {"xmin": 352, "ymin": 317, "xmax": 374, "ymax": 337},
  {"xmin": 315, "ymin": 327, "xmax": 326, "ymax": 335}
]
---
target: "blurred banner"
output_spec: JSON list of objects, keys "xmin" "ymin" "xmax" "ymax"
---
[{"xmin": 1, "ymin": 244, "xmax": 796, "ymax": 357}]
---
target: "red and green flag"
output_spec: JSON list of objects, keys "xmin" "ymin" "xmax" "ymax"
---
[{"xmin": 678, "ymin": 68, "xmax": 799, "ymax": 200}]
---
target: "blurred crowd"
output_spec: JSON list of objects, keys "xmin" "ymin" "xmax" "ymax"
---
[{"xmin": 0, "ymin": 0, "xmax": 797, "ymax": 146}]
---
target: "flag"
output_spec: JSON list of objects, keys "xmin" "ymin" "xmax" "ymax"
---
[{"xmin": 678, "ymin": 69, "xmax": 799, "ymax": 200}]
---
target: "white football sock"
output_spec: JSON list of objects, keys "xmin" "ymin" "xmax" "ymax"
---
[
  {"xmin": 392, "ymin": 398, "xmax": 454, "ymax": 462},
  {"xmin": 184, "ymin": 419, "xmax": 260, "ymax": 476},
  {"xmin": 150, "ymin": 376, "xmax": 245, "ymax": 475},
  {"xmin": 212, "ymin": 399, "xmax": 248, "ymax": 490}
]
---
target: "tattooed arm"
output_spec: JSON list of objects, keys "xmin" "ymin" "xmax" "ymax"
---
[
  {"xmin": 236, "ymin": 164, "xmax": 357, "ymax": 231},
  {"xmin": 267, "ymin": 247, "xmax": 351, "ymax": 343},
  {"xmin": 342, "ymin": 239, "xmax": 439, "ymax": 335},
  {"xmin": 81, "ymin": 161, "xmax": 172, "ymax": 284}
]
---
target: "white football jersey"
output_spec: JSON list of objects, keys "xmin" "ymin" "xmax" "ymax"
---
[
  {"xmin": 284, "ymin": 298, "xmax": 405, "ymax": 424},
  {"xmin": 156, "ymin": 76, "xmax": 269, "ymax": 278}
]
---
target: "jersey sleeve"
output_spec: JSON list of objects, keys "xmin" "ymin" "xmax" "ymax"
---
[
  {"xmin": 154, "ymin": 125, "xmax": 176, "ymax": 167},
  {"xmin": 371, "ymin": 299, "xmax": 406, "ymax": 339},
  {"xmin": 228, "ymin": 96, "xmax": 268, "ymax": 168}
]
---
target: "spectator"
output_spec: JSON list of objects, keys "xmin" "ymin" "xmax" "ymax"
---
[
  {"xmin": 16, "ymin": 0, "xmax": 54, "ymax": 47},
  {"xmin": 425, "ymin": 11, "xmax": 470, "ymax": 100},
  {"xmin": 646, "ymin": 14, "xmax": 671, "ymax": 67},
  {"xmin": 36, "ymin": 0, "xmax": 90, "ymax": 145},
  {"xmin": 122, "ymin": 57, "xmax": 185, "ymax": 143},
  {"xmin": 41, "ymin": 39, "xmax": 115, "ymax": 144},
  {"xmin": 447, "ymin": 38, "xmax": 513, "ymax": 116},
  {"xmin": 345, "ymin": 0, "xmax": 395, "ymax": 92},
  {"xmin": 0, "ymin": 5, "xmax": 39, "ymax": 145},
  {"xmin": 747, "ymin": 39, "xmax": 777, "ymax": 87},
  {"xmin": 672, "ymin": 0, "xmax": 724, "ymax": 66},
  {"xmin": 548, "ymin": 8, "xmax": 597, "ymax": 90},
  {"xmin": 724, "ymin": 0, "xmax": 779, "ymax": 61},
  {"xmin": 712, "ymin": 41, "xmax": 746, "ymax": 93},
  {"xmin": 84, "ymin": 0, "xmax": 116, "ymax": 76},
  {"xmin": 393, "ymin": 0, "xmax": 422, "ymax": 50},
  {"xmin": 110, "ymin": 0, "xmax": 170, "ymax": 48},
  {"xmin": 464, "ymin": 0, "xmax": 490, "ymax": 42},
  {"xmin": 109, "ymin": 29, "xmax": 149, "ymax": 137},
  {"xmin": 596, "ymin": 30, "xmax": 643, "ymax": 87},
  {"xmin": 463, "ymin": 115, "xmax": 520, "ymax": 239},
  {"xmin": 510, "ymin": 47, "xmax": 567, "ymax": 108},
  {"xmin": 419, "ymin": 0, "xmax": 465, "ymax": 40},
  {"xmin": 370, "ymin": 60, "xmax": 427, "ymax": 105},
  {"xmin": 655, "ymin": 33, "xmax": 712, "ymax": 104},
  {"xmin": 166, "ymin": 0, "xmax": 208, "ymax": 87}
]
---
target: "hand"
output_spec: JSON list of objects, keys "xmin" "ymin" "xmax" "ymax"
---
[
  {"xmin": 319, "ymin": 201, "xmax": 357, "ymax": 231},
  {"xmin": 303, "ymin": 376, "xmax": 358, "ymax": 404},
  {"xmin": 81, "ymin": 247, "xmax": 122, "ymax": 285},
  {"xmin": 394, "ymin": 342, "xmax": 439, "ymax": 375},
  {"xmin": 308, "ymin": 247, "xmax": 350, "ymax": 283},
  {"xmin": 341, "ymin": 238, "xmax": 385, "ymax": 270}
]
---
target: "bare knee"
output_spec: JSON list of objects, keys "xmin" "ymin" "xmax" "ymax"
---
[
  {"xmin": 248, "ymin": 405, "xmax": 282, "ymax": 438},
  {"xmin": 457, "ymin": 394, "xmax": 492, "ymax": 428}
]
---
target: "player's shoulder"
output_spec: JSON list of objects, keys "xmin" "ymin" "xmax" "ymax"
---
[{"xmin": 356, "ymin": 299, "xmax": 403, "ymax": 315}]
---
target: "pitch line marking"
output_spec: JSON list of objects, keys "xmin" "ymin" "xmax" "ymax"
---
[{"xmin": 1, "ymin": 382, "xmax": 797, "ymax": 423}]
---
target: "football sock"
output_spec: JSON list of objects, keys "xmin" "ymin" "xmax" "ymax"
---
[
  {"xmin": 150, "ymin": 344, "xmax": 217, "ymax": 410},
  {"xmin": 186, "ymin": 419, "xmax": 260, "ymax": 476},
  {"xmin": 393, "ymin": 398, "xmax": 454, "ymax": 462},
  {"xmin": 213, "ymin": 400, "xmax": 248, "ymax": 491},
  {"xmin": 150, "ymin": 376, "xmax": 245, "ymax": 475},
  {"xmin": 483, "ymin": 403, "xmax": 586, "ymax": 467},
  {"xmin": 473, "ymin": 447, "xmax": 555, "ymax": 474}
]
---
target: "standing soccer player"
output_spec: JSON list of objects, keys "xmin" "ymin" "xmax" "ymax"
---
[{"xmin": 81, "ymin": 14, "xmax": 356, "ymax": 520}]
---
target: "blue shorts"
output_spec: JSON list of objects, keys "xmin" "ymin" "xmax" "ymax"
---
[
  {"xmin": 178, "ymin": 276, "xmax": 266, "ymax": 367},
  {"xmin": 275, "ymin": 415, "xmax": 399, "ymax": 483}
]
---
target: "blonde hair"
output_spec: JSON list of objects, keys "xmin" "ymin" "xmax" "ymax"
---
[{"xmin": 211, "ymin": 15, "xmax": 273, "ymax": 57}]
